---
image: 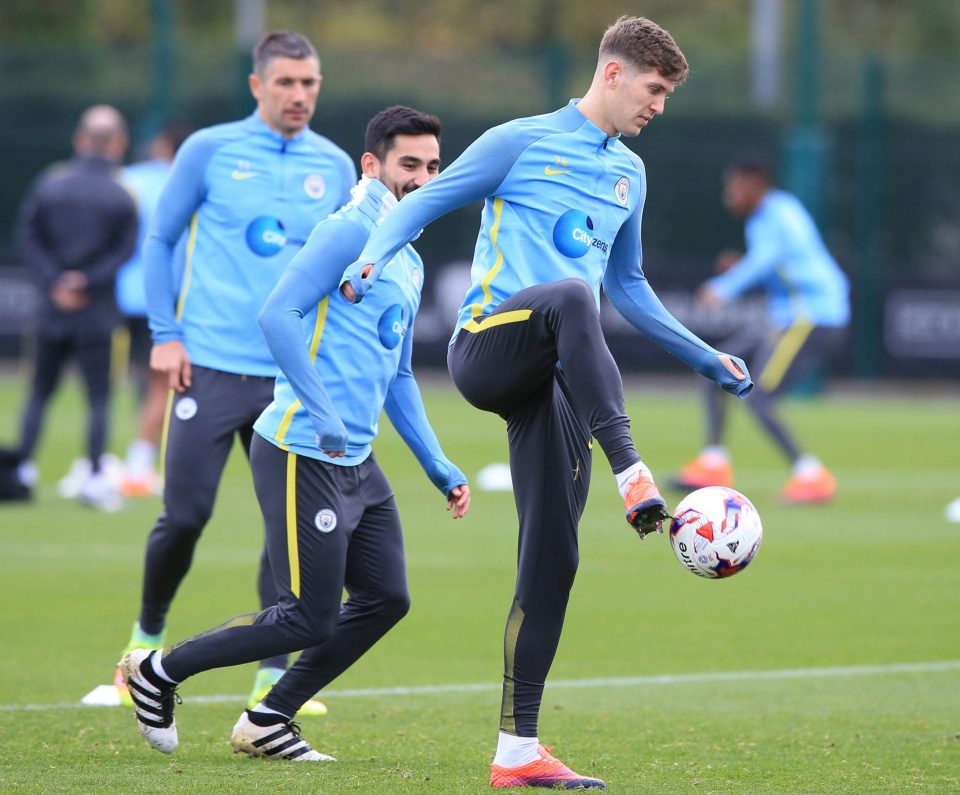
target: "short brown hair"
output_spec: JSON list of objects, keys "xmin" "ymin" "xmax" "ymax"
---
[
  {"xmin": 253, "ymin": 31, "xmax": 319, "ymax": 75},
  {"xmin": 599, "ymin": 16, "xmax": 688, "ymax": 85}
]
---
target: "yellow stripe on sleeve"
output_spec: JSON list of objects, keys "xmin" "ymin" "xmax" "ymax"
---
[
  {"xmin": 174, "ymin": 213, "xmax": 200, "ymax": 322},
  {"xmin": 285, "ymin": 452, "xmax": 300, "ymax": 598},
  {"xmin": 470, "ymin": 198, "xmax": 505, "ymax": 319},
  {"xmin": 275, "ymin": 297, "xmax": 330, "ymax": 445},
  {"xmin": 758, "ymin": 318, "xmax": 815, "ymax": 393}
]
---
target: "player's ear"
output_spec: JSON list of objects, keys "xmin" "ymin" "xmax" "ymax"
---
[
  {"xmin": 603, "ymin": 60, "xmax": 624, "ymax": 87},
  {"xmin": 248, "ymin": 72, "xmax": 262, "ymax": 101},
  {"xmin": 360, "ymin": 152, "xmax": 381, "ymax": 180}
]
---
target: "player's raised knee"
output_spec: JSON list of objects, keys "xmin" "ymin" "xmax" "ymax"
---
[{"xmin": 551, "ymin": 278, "xmax": 596, "ymax": 316}]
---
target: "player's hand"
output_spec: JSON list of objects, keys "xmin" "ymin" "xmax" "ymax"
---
[
  {"xmin": 339, "ymin": 263, "xmax": 375, "ymax": 303},
  {"xmin": 695, "ymin": 284, "xmax": 725, "ymax": 309},
  {"xmin": 716, "ymin": 353, "xmax": 753, "ymax": 398},
  {"xmin": 316, "ymin": 427, "xmax": 348, "ymax": 458},
  {"xmin": 50, "ymin": 283, "xmax": 89, "ymax": 311},
  {"xmin": 151, "ymin": 340, "xmax": 193, "ymax": 393},
  {"xmin": 446, "ymin": 484, "xmax": 471, "ymax": 519},
  {"xmin": 715, "ymin": 249, "xmax": 740, "ymax": 274}
]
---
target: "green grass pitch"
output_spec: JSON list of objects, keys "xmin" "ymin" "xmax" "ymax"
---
[{"xmin": 0, "ymin": 373, "xmax": 957, "ymax": 793}]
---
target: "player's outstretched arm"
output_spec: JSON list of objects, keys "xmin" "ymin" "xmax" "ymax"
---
[
  {"xmin": 259, "ymin": 218, "xmax": 368, "ymax": 456},
  {"xmin": 384, "ymin": 327, "xmax": 470, "ymax": 518},
  {"xmin": 604, "ymin": 208, "xmax": 753, "ymax": 397},
  {"xmin": 704, "ymin": 223, "xmax": 782, "ymax": 304},
  {"xmin": 339, "ymin": 125, "xmax": 524, "ymax": 304}
]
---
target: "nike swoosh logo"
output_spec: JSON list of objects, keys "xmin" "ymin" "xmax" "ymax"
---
[
  {"xmin": 544, "ymin": 166, "xmax": 573, "ymax": 176},
  {"xmin": 231, "ymin": 171, "xmax": 257, "ymax": 180}
]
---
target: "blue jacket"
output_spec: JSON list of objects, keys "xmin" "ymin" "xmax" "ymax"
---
[
  {"xmin": 255, "ymin": 177, "xmax": 466, "ymax": 497},
  {"xmin": 143, "ymin": 112, "xmax": 356, "ymax": 376},
  {"xmin": 709, "ymin": 190, "xmax": 850, "ymax": 329},
  {"xmin": 342, "ymin": 100, "xmax": 750, "ymax": 397}
]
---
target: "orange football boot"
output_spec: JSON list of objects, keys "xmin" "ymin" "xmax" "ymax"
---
[
  {"xmin": 490, "ymin": 744, "xmax": 605, "ymax": 789},
  {"xmin": 782, "ymin": 466, "xmax": 836, "ymax": 504},
  {"xmin": 623, "ymin": 467, "xmax": 669, "ymax": 539},
  {"xmin": 673, "ymin": 453, "xmax": 733, "ymax": 490}
]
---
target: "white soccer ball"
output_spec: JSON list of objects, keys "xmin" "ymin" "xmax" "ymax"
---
[{"xmin": 668, "ymin": 487, "xmax": 763, "ymax": 579}]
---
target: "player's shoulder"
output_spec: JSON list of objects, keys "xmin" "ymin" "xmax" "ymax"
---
[
  {"xmin": 610, "ymin": 139, "xmax": 645, "ymax": 174},
  {"xmin": 185, "ymin": 118, "xmax": 252, "ymax": 148},
  {"xmin": 173, "ymin": 119, "xmax": 252, "ymax": 168},
  {"xmin": 493, "ymin": 103, "xmax": 585, "ymax": 144},
  {"xmin": 300, "ymin": 130, "xmax": 353, "ymax": 164},
  {"xmin": 308, "ymin": 205, "xmax": 370, "ymax": 254}
]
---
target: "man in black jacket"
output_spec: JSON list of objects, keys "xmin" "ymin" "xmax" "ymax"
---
[{"xmin": 15, "ymin": 104, "xmax": 137, "ymax": 510}]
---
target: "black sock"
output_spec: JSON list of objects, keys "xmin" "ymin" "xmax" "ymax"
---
[
  {"xmin": 139, "ymin": 652, "xmax": 174, "ymax": 690},
  {"xmin": 245, "ymin": 708, "xmax": 290, "ymax": 727}
]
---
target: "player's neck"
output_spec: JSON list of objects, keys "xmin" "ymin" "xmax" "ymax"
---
[{"xmin": 574, "ymin": 90, "xmax": 617, "ymax": 137}]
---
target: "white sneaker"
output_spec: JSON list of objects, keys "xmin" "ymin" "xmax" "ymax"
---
[
  {"xmin": 16, "ymin": 460, "xmax": 38, "ymax": 489},
  {"xmin": 57, "ymin": 457, "xmax": 90, "ymax": 498},
  {"xmin": 79, "ymin": 471, "xmax": 123, "ymax": 512},
  {"xmin": 118, "ymin": 649, "xmax": 179, "ymax": 754},
  {"xmin": 230, "ymin": 711, "xmax": 335, "ymax": 761}
]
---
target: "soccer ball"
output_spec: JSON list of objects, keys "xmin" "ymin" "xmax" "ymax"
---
[{"xmin": 668, "ymin": 487, "xmax": 763, "ymax": 579}]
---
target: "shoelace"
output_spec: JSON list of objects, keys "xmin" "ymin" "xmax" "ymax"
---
[{"xmin": 157, "ymin": 687, "xmax": 182, "ymax": 724}]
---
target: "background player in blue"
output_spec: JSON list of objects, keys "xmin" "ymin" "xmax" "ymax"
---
[
  {"xmin": 115, "ymin": 31, "xmax": 356, "ymax": 715},
  {"xmin": 341, "ymin": 16, "xmax": 752, "ymax": 789},
  {"xmin": 120, "ymin": 105, "xmax": 470, "ymax": 762},
  {"xmin": 676, "ymin": 153, "xmax": 850, "ymax": 504},
  {"xmin": 115, "ymin": 125, "xmax": 191, "ymax": 498}
]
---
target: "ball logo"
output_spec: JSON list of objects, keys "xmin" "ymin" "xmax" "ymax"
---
[
  {"xmin": 553, "ymin": 210, "xmax": 596, "ymax": 258},
  {"xmin": 614, "ymin": 177, "xmax": 630, "ymax": 206},
  {"xmin": 314, "ymin": 508, "xmax": 337, "ymax": 533},
  {"xmin": 303, "ymin": 173, "xmax": 326, "ymax": 200},
  {"xmin": 174, "ymin": 397, "xmax": 198, "ymax": 421},
  {"xmin": 377, "ymin": 304, "xmax": 407, "ymax": 350},
  {"xmin": 246, "ymin": 216, "xmax": 287, "ymax": 257}
]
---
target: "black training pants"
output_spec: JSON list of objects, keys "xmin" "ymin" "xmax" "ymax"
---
[{"xmin": 448, "ymin": 278, "xmax": 638, "ymax": 737}]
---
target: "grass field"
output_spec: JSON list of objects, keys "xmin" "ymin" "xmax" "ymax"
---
[{"xmin": 0, "ymin": 372, "xmax": 958, "ymax": 794}]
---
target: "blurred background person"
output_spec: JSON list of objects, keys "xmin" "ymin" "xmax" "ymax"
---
[
  {"xmin": 13, "ymin": 104, "xmax": 137, "ymax": 511},
  {"xmin": 675, "ymin": 152, "xmax": 850, "ymax": 504},
  {"xmin": 115, "ymin": 124, "xmax": 192, "ymax": 498}
]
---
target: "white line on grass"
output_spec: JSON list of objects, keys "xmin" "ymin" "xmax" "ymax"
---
[{"xmin": 2, "ymin": 659, "xmax": 959, "ymax": 714}]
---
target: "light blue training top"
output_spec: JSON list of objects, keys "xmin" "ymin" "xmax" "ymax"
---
[
  {"xmin": 143, "ymin": 112, "xmax": 356, "ymax": 376},
  {"xmin": 341, "ymin": 100, "xmax": 751, "ymax": 397},
  {"xmin": 254, "ymin": 177, "xmax": 466, "ymax": 496},
  {"xmin": 116, "ymin": 159, "xmax": 171, "ymax": 318},
  {"xmin": 709, "ymin": 189, "xmax": 850, "ymax": 329}
]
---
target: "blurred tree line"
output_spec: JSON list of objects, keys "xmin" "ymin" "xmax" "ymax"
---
[
  {"xmin": 3, "ymin": 0, "xmax": 959, "ymax": 57},
  {"xmin": 1, "ymin": 0, "xmax": 958, "ymax": 283}
]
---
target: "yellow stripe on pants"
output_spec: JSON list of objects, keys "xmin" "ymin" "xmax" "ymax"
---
[
  {"xmin": 285, "ymin": 452, "xmax": 300, "ymax": 598},
  {"xmin": 758, "ymin": 318, "xmax": 815, "ymax": 393}
]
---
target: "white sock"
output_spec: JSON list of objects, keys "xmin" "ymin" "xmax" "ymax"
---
[
  {"xmin": 250, "ymin": 703, "xmax": 287, "ymax": 718},
  {"xmin": 793, "ymin": 454, "xmax": 822, "ymax": 477},
  {"xmin": 494, "ymin": 731, "xmax": 540, "ymax": 767},
  {"xmin": 615, "ymin": 460, "xmax": 652, "ymax": 498},
  {"xmin": 149, "ymin": 651, "xmax": 178, "ymax": 684},
  {"xmin": 125, "ymin": 439, "xmax": 157, "ymax": 476},
  {"xmin": 702, "ymin": 445, "xmax": 730, "ymax": 463}
]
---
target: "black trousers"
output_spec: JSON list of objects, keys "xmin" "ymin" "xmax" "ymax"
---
[
  {"xmin": 18, "ymin": 332, "xmax": 112, "ymax": 471},
  {"xmin": 161, "ymin": 435, "xmax": 409, "ymax": 718},
  {"xmin": 448, "ymin": 278, "xmax": 637, "ymax": 737},
  {"xmin": 705, "ymin": 322, "xmax": 847, "ymax": 462},
  {"xmin": 137, "ymin": 366, "xmax": 285, "ymax": 666}
]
